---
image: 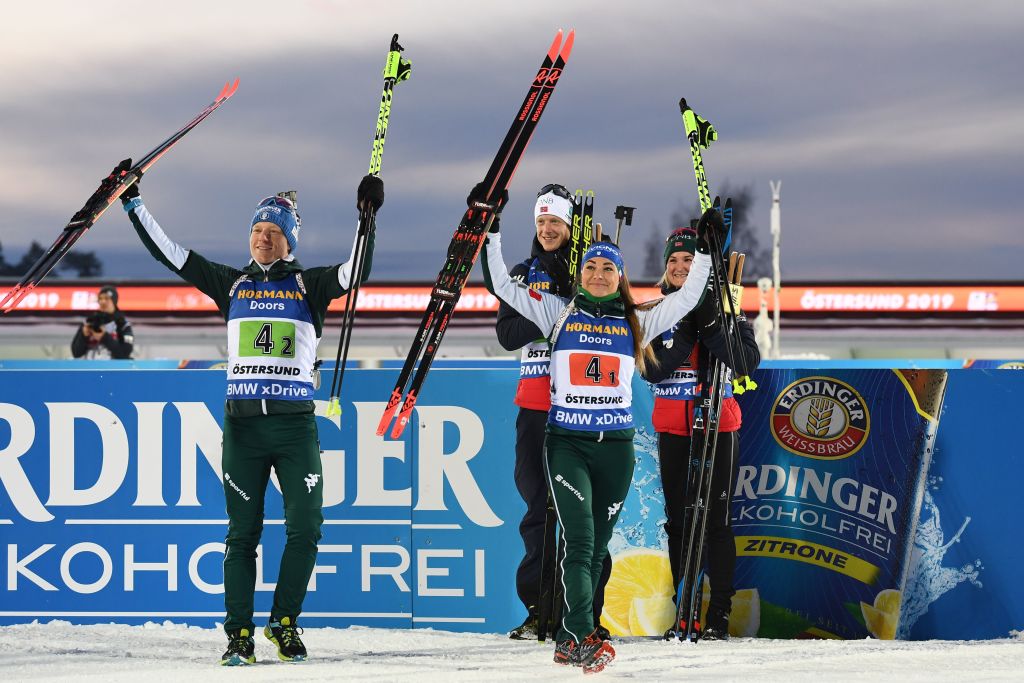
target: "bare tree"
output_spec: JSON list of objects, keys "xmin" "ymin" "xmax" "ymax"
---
[
  {"xmin": 654, "ymin": 181, "xmax": 770, "ymax": 283},
  {"xmin": 642, "ymin": 220, "xmax": 665, "ymax": 280},
  {"xmin": 0, "ymin": 241, "xmax": 105, "ymax": 278},
  {"xmin": 61, "ymin": 251, "xmax": 104, "ymax": 277}
]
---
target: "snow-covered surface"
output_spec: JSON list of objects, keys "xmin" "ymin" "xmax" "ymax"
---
[{"xmin": 1, "ymin": 621, "xmax": 1022, "ymax": 681}]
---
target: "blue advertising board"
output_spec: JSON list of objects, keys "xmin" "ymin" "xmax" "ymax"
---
[
  {"xmin": 1, "ymin": 364, "xmax": 1021, "ymax": 639},
  {"xmin": 901, "ymin": 369, "xmax": 1024, "ymax": 640},
  {"xmin": 0, "ymin": 368, "xmax": 523, "ymax": 631}
]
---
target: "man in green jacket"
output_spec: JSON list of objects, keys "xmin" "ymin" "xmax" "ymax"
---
[{"xmin": 114, "ymin": 159, "xmax": 383, "ymax": 665}]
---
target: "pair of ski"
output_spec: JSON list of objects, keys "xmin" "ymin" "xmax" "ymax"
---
[
  {"xmin": 669, "ymin": 99, "xmax": 754, "ymax": 643},
  {"xmin": 376, "ymin": 28, "xmax": 575, "ymax": 439},
  {"xmin": 567, "ymin": 190, "xmax": 595, "ymax": 285},
  {"xmin": 565, "ymin": 193, "xmax": 636, "ymax": 284},
  {"xmin": 0, "ymin": 79, "xmax": 240, "ymax": 314}
]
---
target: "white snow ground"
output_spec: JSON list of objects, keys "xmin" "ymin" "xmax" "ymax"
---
[{"xmin": 1, "ymin": 621, "xmax": 1022, "ymax": 682}]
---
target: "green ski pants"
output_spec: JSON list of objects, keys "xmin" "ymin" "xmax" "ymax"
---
[
  {"xmin": 221, "ymin": 412, "xmax": 323, "ymax": 632},
  {"xmin": 544, "ymin": 431, "xmax": 634, "ymax": 643}
]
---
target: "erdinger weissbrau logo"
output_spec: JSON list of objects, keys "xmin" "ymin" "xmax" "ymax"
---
[{"xmin": 770, "ymin": 376, "xmax": 870, "ymax": 459}]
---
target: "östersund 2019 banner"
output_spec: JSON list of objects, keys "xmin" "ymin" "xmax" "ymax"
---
[{"xmin": 0, "ymin": 368, "xmax": 524, "ymax": 631}]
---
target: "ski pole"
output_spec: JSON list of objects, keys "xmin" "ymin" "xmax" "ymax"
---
[{"xmin": 326, "ymin": 34, "xmax": 411, "ymax": 419}]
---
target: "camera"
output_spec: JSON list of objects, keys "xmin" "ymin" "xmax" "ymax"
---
[{"xmin": 85, "ymin": 312, "xmax": 112, "ymax": 334}]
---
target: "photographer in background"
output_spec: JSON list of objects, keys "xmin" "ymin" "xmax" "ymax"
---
[{"xmin": 71, "ymin": 285, "xmax": 134, "ymax": 359}]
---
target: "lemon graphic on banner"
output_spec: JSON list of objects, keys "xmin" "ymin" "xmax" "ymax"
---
[
  {"xmin": 600, "ymin": 548, "xmax": 674, "ymax": 636},
  {"xmin": 729, "ymin": 588, "xmax": 761, "ymax": 637},
  {"xmin": 628, "ymin": 596, "xmax": 676, "ymax": 635},
  {"xmin": 861, "ymin": 588, "xmax": 901, "ymax": 640}
]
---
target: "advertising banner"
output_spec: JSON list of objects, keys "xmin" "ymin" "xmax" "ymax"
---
[
  {"xmin": 0, "ymin": 369, "xmax": 523, "ymax": 631},
  {"xmin": 1, "ymin": 364, "xmax": 1020, "ymax": 639},
  {"xmin": 728, "ymin": 369, "xmax": 946, "ymax": 639},
  {"xmin": 901, "ymin": 369, "xmax": 1024, "ymax": 640},
  {"xmin": 7, "ymin": 283, "xmax": 1024, "ymax": 314},
  {"xmin": 602, "ymin": 369, "xmax": 948, "ymax": 640}
]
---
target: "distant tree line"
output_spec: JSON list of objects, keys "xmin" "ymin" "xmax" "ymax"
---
[
  {"xmin": 0, "ymin": 241, "xmax": 103, "ymax": 277},
  {"xmin": 641, "ymin": 181, "xmax": 770, "ymax": 283}
]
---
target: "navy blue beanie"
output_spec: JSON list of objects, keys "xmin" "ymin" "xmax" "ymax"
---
[{"xmin": 251, "ymin": 197, "xmax": 300, "ymax": 252}]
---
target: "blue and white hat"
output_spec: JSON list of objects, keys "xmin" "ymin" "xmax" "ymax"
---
[
  {"xmin": 582, "ymin": 241, "xmax": 625, "ymax": 275},
  {"xmin": 251, "ymin": 196, "xmax": 300, "ymax": 252}
]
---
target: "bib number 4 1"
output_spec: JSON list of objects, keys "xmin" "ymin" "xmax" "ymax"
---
[{"xmin": 570, "ymin": 353, "xmax": 619, "ymax": 387}]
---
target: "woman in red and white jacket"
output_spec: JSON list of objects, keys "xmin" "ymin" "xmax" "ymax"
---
[{"xmin": 641, "ymin": 226, "xmax": 760, "ymax": 640}]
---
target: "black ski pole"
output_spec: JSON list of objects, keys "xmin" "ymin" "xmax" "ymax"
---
[{"xmin": 670, "ymin": 100, "xmax": 729, "ymax": 642}]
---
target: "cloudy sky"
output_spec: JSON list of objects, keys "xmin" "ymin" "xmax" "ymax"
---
[{"xmin": 1, "ymin": 0, "xmax": 1021, "ymax": 282}]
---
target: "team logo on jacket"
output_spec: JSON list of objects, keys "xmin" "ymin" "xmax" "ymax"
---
[{"xmin": 770, "ymin": 376, "xmax": 869, "ymax": 460}]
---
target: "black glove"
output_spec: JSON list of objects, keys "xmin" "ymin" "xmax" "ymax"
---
[
  {"xmin": 695, "ymin": 205, "xmax": 726, "ymax": 254},
  {"xmin": 357, "ymin": 174, "xmax": 384, "ymax": 211},
  {"xmin": 695, "ymin": 114, "xmax": 717, "ymax": 149},
  {"xmin": 691, "ymin": 281, "xmax": 722, "ymax": 336},
  {"xmin": 466, "ymin": 181, "xmax": 508, "ymax": 213},
  {"xmin": 106, "ymin": 159, "xmax": 140, "ymax": 206},
  {"xmin": 121, "ymin": 180, "xmax": 140, "ymax": 203},
  {"xmin": 537, "ymin": 250, "xmax": 573, "ymax": 297}
]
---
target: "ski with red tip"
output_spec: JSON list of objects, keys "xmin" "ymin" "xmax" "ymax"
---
[
  {"xmin": 1, "ymin": 79, "xmax": 239, "ymax": 314},
  {"xmin": 378, "ymin": 29, "xmax": 575, "ymax": 438}
]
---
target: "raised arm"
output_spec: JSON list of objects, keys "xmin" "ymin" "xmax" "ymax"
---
[
  {"xmin": 495, "ymin": 261, "xmax": 546, "ymax": 351},
  {"xmin": 637, "ymin": 206, "xmax": 729, "ymax": 345},
  {"xmin": 121, "ymin": 180, "xmax": 239, "ymax": 316},
  {"xmin": 636, "ymin": 252, "xmax": 711, "ymax": 345},
  {"xmin": 336, "ymin": 222, "xmax": 374, "ymax": 291},
  {"xmin": 338, "ymin": 174, "xmax": 384, "ymax": 290},
  {"xmin": 481, "ymin": 232, "xmax": 565, "ymax": 337}
]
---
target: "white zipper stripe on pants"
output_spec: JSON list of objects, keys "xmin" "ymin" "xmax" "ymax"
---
[{"xmin": 543, "ymin": 441, "xmax": 579, "ymax": 644}]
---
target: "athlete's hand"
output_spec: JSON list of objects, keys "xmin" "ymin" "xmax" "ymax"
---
[
  {"xmin": 357, "ymin": 174, "xmax": 384, "ymax": 212},
  {"xmin": 467, "ymin": 181, "xmax": 508, "ymax": 214},
  {"xmin": 692, "ymin": 281, "xmax": 722, "ymax": 336},
  {"xmin": 105, "ymin": 159, "xmax": 141, "ymax": 206},
  {"xmin": 695, "ymin": 205, "xmax": 727, "ymax": 254}
]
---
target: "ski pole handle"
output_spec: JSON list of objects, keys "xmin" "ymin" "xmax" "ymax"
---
[{"xmin": 385, "ymin": 34, "xmax": 412, "ymax": 82}]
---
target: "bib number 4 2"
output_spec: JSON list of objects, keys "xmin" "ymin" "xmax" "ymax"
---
[{"xmin": 241, "ymin": 320, "xmax": 296, "ymax": 358}]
